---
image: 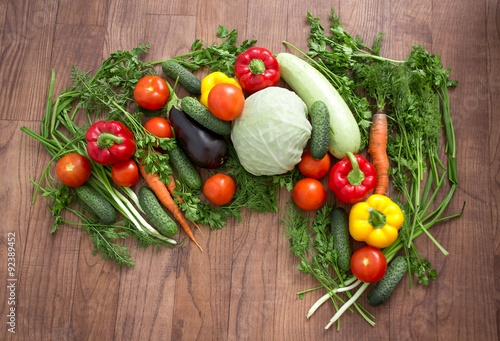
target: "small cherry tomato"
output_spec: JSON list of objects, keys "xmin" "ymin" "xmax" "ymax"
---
[
  {"xmin": 55, "ymin": 153, "xmax": 92, "ymax": 187},
  {"xmin": 111, "ymin": 159, "xmax": 139, "ymax": 187},
  {"xmin": 292, "ymin": 178, "xmax": 326, "ymax": 211},
  {"xmin": 144, "ymin": 117, "xmax": 173, "ymax": 144},
  {"xmin": 207, "ymin": 83, "xmax": 245, "ymax": 121},
  {"xmin": 203, "ymin": 173, "xmax": 236, "ymax": 206},
  {"xmin": 134, "ymin": 76, "xmax": 170, "ymax": 110},
  {"xmin": 298, "ymin": 150, "xmax": 331, "ymax": 179},
  {"xmin": 350, "ymin": 246, "xmax": 388, "ymax": 283}
]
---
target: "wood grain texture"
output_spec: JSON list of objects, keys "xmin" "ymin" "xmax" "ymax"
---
[
  {"xmin": 56, "ymin": 0, "xmax": 108, "ymax": 26},
  {"xmin": 0, "ymin": 0, "xmax": 57, "ymax": 120},
  {"xmin": 1, "ymin": 0, "xmax": 498, "ymax": 340},
  {"xmin": 487, "ymin": 0, "xmax": 500, "ymax": 338}
]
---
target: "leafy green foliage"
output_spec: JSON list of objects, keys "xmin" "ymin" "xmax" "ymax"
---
[
  {"xmin": 281, "ymin": 202, "xmax": 347, "ymax": 288},
  {"xmin": 172, "ymin": 25, "xmax": 257, "ymax": 77},
  {"xmin": 409, "ymin": 255, "xmax": 437, "ymax": 286},
  {"xmin": 303, "ymin": 9, "xmax": 462, "ymax": 289},
  {"xmin": 70, "ymin": 42, "xmax": 155, "ymax": 119},
  {"xmin": 22, "ymin": 45, "xmax": 179, "ymax": 267}
]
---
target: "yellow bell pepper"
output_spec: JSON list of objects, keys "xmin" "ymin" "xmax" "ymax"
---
[
  {"xmin": 200, "ymin": 72, "xmax": 242, "ymax": 107},
  {"xmin": 349, "ymin": 194, "xmax": 404, "ymax": 249}
]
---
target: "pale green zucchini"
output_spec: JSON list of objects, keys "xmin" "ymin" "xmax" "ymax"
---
[{"xmin": 276, "ymin": 52, "xmax": 361, "ymax": 159}]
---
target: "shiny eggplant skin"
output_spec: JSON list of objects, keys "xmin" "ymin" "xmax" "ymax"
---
[{"xmin": 169, "ymin": 106, "xmax": 227, "ymax": 169}]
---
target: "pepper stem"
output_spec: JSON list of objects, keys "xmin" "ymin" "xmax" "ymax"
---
[
  {"xmin": 97, "ymin": 132, "xmax": 123, "ymax": 149},
  {"xmin": 368, "ymin": 207, "xmax": 386, "ymax": 229},
  {"xmin": 248, "ymin": 59, "xmax": 266, "ymax": 75},
  {"xmin": 346, "ymin": 152, "xmax": 365, "ymax": 186}
]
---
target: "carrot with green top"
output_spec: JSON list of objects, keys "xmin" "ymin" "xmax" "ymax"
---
[
  {"xmin": 165, "ymin": 173, "xmax": 204, "ymax": 235},
  {"xmin": 138, "ymin": 160, "xmax": 202, "ymax": 251}
]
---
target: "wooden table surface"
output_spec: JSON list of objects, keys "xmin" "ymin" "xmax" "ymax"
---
[{"xmin": 1, "ymin": 0, "xmax": 498, "ymax": 340}]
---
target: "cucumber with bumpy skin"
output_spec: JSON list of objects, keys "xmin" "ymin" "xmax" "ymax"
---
[
  {"xmin": 330, "ymin": 207, "xmax": 351, "ymax": 271},
  {"xmin": 76, "ymin": 185, "xmax": 117, "ymax": 225},
  {"xmin": 138, "ymin": 187, "xmax": 178, "ymax": 237},
  {"xmin": 162, "ymin": 60, "xmax": 202, "ymax": 96},
  {"xmin": 168, "ymin": 146, "xmax": 202, "ymax": 190},
  {"xmin": 368, "ymin": 256, "xmax": 408, "ymax": 306},
  {"xmin": 181, "ymin": 96, "xmax": 231, "ymax": 135},
  {"xmin": 309, "ymin": 100, "xmax": 330, "ymax": 160}
]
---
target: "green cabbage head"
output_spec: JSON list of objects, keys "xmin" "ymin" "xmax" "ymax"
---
[{"xmin": 231, "ymin": 87, "xmax": 312, "ymax": 176}]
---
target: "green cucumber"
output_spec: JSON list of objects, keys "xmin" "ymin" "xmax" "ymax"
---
[
  {"xmin": 162, "ymin": 60, "xmax": 202, "ymax": 96},
  {"xmin": 330, "ymin": 207, "xmax": 351, "ymax": 271},
  {"xmin": 181, "ymin": 96, "xmax": 231, "ymax": 135},
  {"xmin": 76, "ymin": 185, "xmax": 117, "ymax": 225},
  {"xmin": 276, "ymin": 52, "xmax": 361, "ymax": 159},
  {"xmin": 168, "ymin": 146, "xmax": 202, "ymax": 190},
  {"xmin": 138, "ymin": 187, "xmax": 178, "ymax": 237},
  {"xmin": 368, "ymin": 256, "xmax": 408, "ymax": 306},
  {"xmin": 309, "ymin": 100, "xmax": 330, "ymax": 160}
]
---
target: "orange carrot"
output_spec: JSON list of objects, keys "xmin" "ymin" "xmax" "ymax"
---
[
  {"xmin": 165, "ymin": 174, "xmax": 204, "ymax": 236},
  {"xmin": 368, "ymin": 112, "xmax": 389, "ymax": 195},
  {"xmin": 166, "ymin": 175, "xmax": 183, "ymax": 203},
  {"xmin": 138, "ymin": 161, "xmax": 203, "ymax": 251}
]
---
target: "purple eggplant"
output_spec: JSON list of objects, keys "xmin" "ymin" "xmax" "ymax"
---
[{"xmin": 169, "ymin": 106, "xmax": 227, "ymax": 169}]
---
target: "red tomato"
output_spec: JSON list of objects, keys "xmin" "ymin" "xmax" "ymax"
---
[
  {"xmin": 298, "ymin": 150, "xmax": 331, "ymax": 179},
  {"xmin": 134, "ymin": 76, "xmax": 170, "ymax": 110},
  {"xmin": 55, "ymin": 153, "xmax": 92, "ymax": 187},
  {"xmin": 207, "ymin": 83, "xmax": 245, "ymax": 121},
  {"xmin": 144, "ymin": 117, "xmax": 173, "ymax": 139},
  {"xmin": 111, "ymin": 159, "xmax": 139, "ymax": 187},
  {"xmin": 203, "ymin": 173, "xmax": 236, "ymax": 206},
  {"xmin": 350, "ymin": 246, "xmax": 388, "ymax": 283},
  {"xmin": 292, "ymin": 178, "xmax": 326, "ymax": 211}
]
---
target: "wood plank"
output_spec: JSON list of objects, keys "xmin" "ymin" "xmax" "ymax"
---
[
  {"xmin": 113, "ymin": 244, "xmax": 180, "ymax": 340},
  {"xmin": 430, "ymin": 1, "xmax": 497, "ymax": 340},
  {"xmin": 486, "ymin": 0, "xmax": 500, "ymax": 337},
  {"xmin": 7, "ymin": 127, "xmax": 81, "ymax": 340},
  {"xmin": 67, "ymin": 244, "xmax": 121, "ymax": 340},
  {"xmin": 246, "ymin": 0, "xmax": 288, "ymax": 52},
  {"xmin": 0, "ymin": 0, "xmax": 6, "ymax": 53},
  {"xmin": 56, "ymin": 0, "xmax": 108, "ymax": 26},
  {"xmin": 103, "ymin": 0, "xmax": 147, "ymax": 58},
  {"xmin": 49, "ymin": 23, "xmax": 116, "ymax": 340},
  {"xmin": 50, "ymin": 24, "xmax": 107, "ymax": 95},
  {"xmin": 226, "ymin": 211, "xmax": 279, "ymax": 341},
  {"xmin": 0, "ymin": 120, "xmax": 41, "ymax": 340},
  {"xmin": 147, "ymin": 0, "xmax": 198, "ymax": 16},
  {"xmin": 0, "ymin": 0, "xmax": 57, "ymax": 120}
]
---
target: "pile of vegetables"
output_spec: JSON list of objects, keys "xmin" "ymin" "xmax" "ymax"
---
[{"xmin": 22, "ymin": 8, "xmax": 463, "ymax": 330}]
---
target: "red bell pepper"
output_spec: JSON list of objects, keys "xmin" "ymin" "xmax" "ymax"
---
[
  {"xmin": 85, "ymin": 121, "xmax": 136, "ymax": 165},
  {"xmin": 328, "ymin": 152, "xmax": 377, "ymax": 204},
  {"xmin": 234, "ymin": 47, "xmax": 280, "ymax": 94}
]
